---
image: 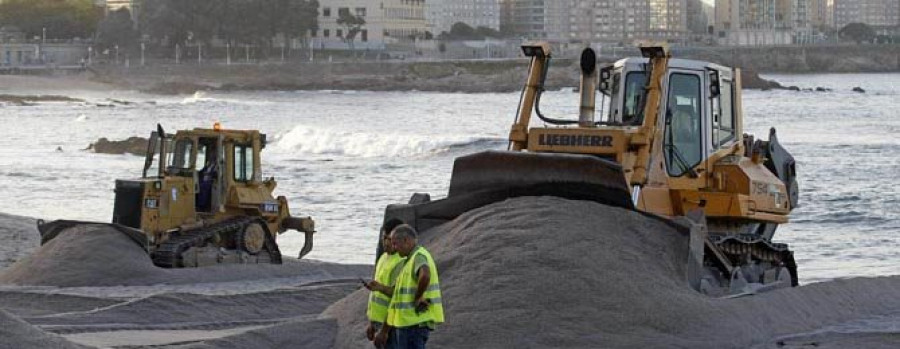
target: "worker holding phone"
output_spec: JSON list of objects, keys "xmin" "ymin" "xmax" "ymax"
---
[
  {"xmin": 364, "ymin": 226, "xmax": 407, "ymax": 348},
  {"xmin": 375, "ymin": 224, "xmax": 444, "ymax": 349}
]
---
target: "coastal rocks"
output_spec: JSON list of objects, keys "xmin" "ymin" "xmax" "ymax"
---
[
  {"xmin": 87, "ymin": 136, "xmax": 148, "ymax": 156},
  {"xmin": 740, "ymin": 70, "xmax": 783, "ymax": 90},
  {"xmin": 853, "ymin": 86, "xmax": 866, "ymax": 93}
]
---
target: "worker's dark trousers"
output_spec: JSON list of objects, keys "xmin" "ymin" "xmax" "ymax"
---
[{"xmin": 393, "ymin": 326, "xmax": 430, "ymax": 349}]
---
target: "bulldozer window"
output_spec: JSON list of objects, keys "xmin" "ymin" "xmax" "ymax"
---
[
  {"xmin": 715, "ymin": 80, "xmax": 736, "ymax": 147},
  {"xmin": 233, "ymin": 144, "xmax": 254, "ymax": 182},
  {"xmin": 623, "ymin": 72, "xmax": 647, "ymax": 125},
  {"xmin": 664, "ymin": 73, "xmax": 703, "ymax": 177},
  {"xmin": 166, "ymin": 139, "xmax": 193, "ymax": 177}
]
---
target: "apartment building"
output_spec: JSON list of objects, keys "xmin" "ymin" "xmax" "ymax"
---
[
  {"xmin": 314, "ymin": 0, "xmax": 428, "ymax": 50},
  {"xmin": 687, "ymin": 0, "xmax": 713, "ymax": 34},
  {"xmin": 503, "ymin": 0, "xmax": 689, "ymax": 43},
  {"xmin": 833, "ymin": 0, "xmax": 900, "ymax": 32},
  {"xmin": 427, "ymin": 0, "xmax": 500, "ymax": 35},
  {"xmin": 808, "ymin": 0, "xmax": 833, "ymax": 29}
]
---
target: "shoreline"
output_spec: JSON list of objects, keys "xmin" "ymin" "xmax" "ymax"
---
[{"xmin": 0, "ymin": 61, "xmax": 891, "ymax": 97}]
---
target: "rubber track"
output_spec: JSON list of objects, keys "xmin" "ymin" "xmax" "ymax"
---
[{"xmin": 151, "ymin": 217, "xmax": 281, "ymax": 268}]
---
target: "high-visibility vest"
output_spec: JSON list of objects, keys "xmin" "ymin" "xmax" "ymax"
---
[
  {"xmin": 367, "ymin": 252, "xmax": 406, "ymax": 322},
  {"xmin": 387, "ymin": 246, "xmax": 444, "ymax": 327}
]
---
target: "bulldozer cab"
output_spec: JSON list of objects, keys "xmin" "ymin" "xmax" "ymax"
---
[
  {"xmin": 598, "ymin": 58, "xmax": 740, "ymax": 183},
  {"xmin": 131, "ymin": 124, "xmax": 279, "ymax": 237}
]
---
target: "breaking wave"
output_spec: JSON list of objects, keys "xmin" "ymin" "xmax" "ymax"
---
[
  {"xmin": 273, "ymin": 124, "xmax": 504, "ymax": 158},
  {"xmin": 178, "ymin": 91, "xmax": 270, "ymax": 106}
]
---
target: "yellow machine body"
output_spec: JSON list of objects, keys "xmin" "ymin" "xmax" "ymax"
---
[{"xmin": 39, "ymin": 125, "xmax": 316, "ymax": 268}]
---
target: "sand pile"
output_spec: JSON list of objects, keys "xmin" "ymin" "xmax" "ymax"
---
[
  {"xmin": 0, "ymin": 309, "xmax": 85, "ymax": 349},
  {"xmin": 0, "ymin": 223, "xmax": 368, "ymax": 287},
  {"xmin": 0, "ymin": 224, "xmax": 163, "ymax": 287},
  {"xmin": 0, "ymin": 213, "xmax": 38, "ymax": 269},
  {"xmin": 171, "ymin": 318, "xmax": 338, "ymax": 349},
  {"xmin": 30, "ymin": 284, "xmax": 358, "ymax": 330},
  {"xmin": 322, "ymin": 196, "xmax": 900, "ymax": 348}
]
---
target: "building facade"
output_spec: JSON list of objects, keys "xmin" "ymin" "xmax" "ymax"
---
[
  {"xmin": 687, "ymin": 0, "xmax": 713, "ymax": 35},
  {"xmin": 503, "ymin": 0, "xmax": 689, "ymax": 44},
  {"xmin": 314, "ymin": 0, "xmax": 428, "ymax": 50},
  {"xmin": 833, "ymin": 0, "xmax": 900, "ymax": 33},
  {"xmin": 714, "ymin": 0, "xmax": 796, "ymax": 45},
  {"xmin": 808, "ymin": 0, "xmax": 833, "ymax": 29},
  {"xmin": 426, "ymin": 0, "xmax": 500, "ymax": 36}
]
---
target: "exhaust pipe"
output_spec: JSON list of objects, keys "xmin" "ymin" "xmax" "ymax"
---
[{"xmin": 579, "ymin": 48, "xmax": 598, "ymax": 128}]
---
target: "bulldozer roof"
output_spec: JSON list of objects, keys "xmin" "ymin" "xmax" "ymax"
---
[{"xmin": 613, "ymin": 57, "xmax": 734, "ymax": 78}]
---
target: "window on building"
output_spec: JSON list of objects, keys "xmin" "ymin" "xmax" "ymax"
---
[
  {"xmin": 323, "ymin": 7, "xmax": 331, "ymax": 17},
  {"xmin": 338, "ymin": 7, "xmax": 350, "ymax": 17},
  {"xmin": 356, "ymin": 7, "xmax": 366, "ymax": 17},
  {"xmin": 361, "ymin": 30, "xmax": 368, "ymax": 42},
  {"xmin": 324, "ymin": 29, "xmax": 330, "ymax": 37}
]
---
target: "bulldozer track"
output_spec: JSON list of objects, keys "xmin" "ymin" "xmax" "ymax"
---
[{"xmin": 151, "ymin": 217, "xmax": 282, "ymax": 268}]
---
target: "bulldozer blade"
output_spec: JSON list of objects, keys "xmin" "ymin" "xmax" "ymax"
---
[
  {"xmin": 448, "ymin": 150, "xmax": 634, "ymax": 210},
  {"xmin": 36, "ymin": 219, "xmax": 149, "ymax": 253}
]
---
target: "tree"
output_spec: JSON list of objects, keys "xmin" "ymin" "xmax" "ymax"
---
[
  {"xmin": 448, "ymin": 22, "xmax": 477, "ymax": 39},
  {"xmin": 439, "ymin": 22, "xmax": 502, "ymax": 40},
  {"xmin": 475, "ymin": 26, "xmax": 501, "ymax": 39},
  {"xmin": 0, "ymin": 0, "xmax": 101, "ymax": 40},
  {"xmin": 336, "ymin": 8, "xmax": 365, "ymax": 50},
  {"xmin": 839, "ymin": 23, "xmax": 876, "ymax": 44},
  {"xmin": 139, "ymin": 0, "xmax": 319, "ymax": 57},
  {"xmin": 97, "ymin": 8, "xmax": 138, "ymax": 52}
]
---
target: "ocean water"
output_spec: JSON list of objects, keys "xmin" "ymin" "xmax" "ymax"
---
[{"xmin": 0, "ymin": 73, "xmax": 897, "ymax": 284}]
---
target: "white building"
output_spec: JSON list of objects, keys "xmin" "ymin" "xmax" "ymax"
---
[
  {"xmin": 714, "ymin": 0, "xmax": 796, "ymax": 45},
  {"xmin": 426, "ymin": 0, "xmax": 501, "ymax": 36},
  {"xmin": 314, "ymin": 0, "xmax": 428, "ymax": 50}
]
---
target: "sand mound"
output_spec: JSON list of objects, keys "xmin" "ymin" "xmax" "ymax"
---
[
  {"xmin": 323, "ymin": 196, "xmax": 900, "ymax": 348},
  {"xmin": 0, "ymin": 222, "xmax": 369, "ymax": 287},
  {"xmin": 0, "ymin": 224, "xmax": 163, "ymax": 287},
  {"xmin": 0, "ymin": 292, "xmax": 121, "ymax": 318},
  {"xmin": 0, "ymin": 309, "xmax": 85, "ymax": 349},
  {"xmin": 0, "ymin": 213, "xmax": 38, "ymax": 270},
  {"xmin": 30, "ymin": 283, "xmax": 358, "ymax": 330},
  {"xmin": 171, "ymin": 318, "xmax": 338, "ymax": 349}
]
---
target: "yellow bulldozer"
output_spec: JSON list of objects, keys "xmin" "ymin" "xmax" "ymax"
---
[
  {"xmin": 381, "ymin": 43, "xmax": 800, "ymax": 296},
  {"xmin": 37, "ymin": 124, "xmax": 316, "ymax": 268}
]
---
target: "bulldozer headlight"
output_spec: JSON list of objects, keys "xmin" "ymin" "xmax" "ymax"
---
[{"xmin": 522, "ymin": 45, "xmax": 544, "ymax": 57}]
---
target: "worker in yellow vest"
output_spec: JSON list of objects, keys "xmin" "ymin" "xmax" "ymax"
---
[
  {"xmin": 364, "ymin": 227, "xmax": 407, "ymax": 348},
  {"xmin": 374, "ymin": 224, "xmax": 444, "ymax": 349}
]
